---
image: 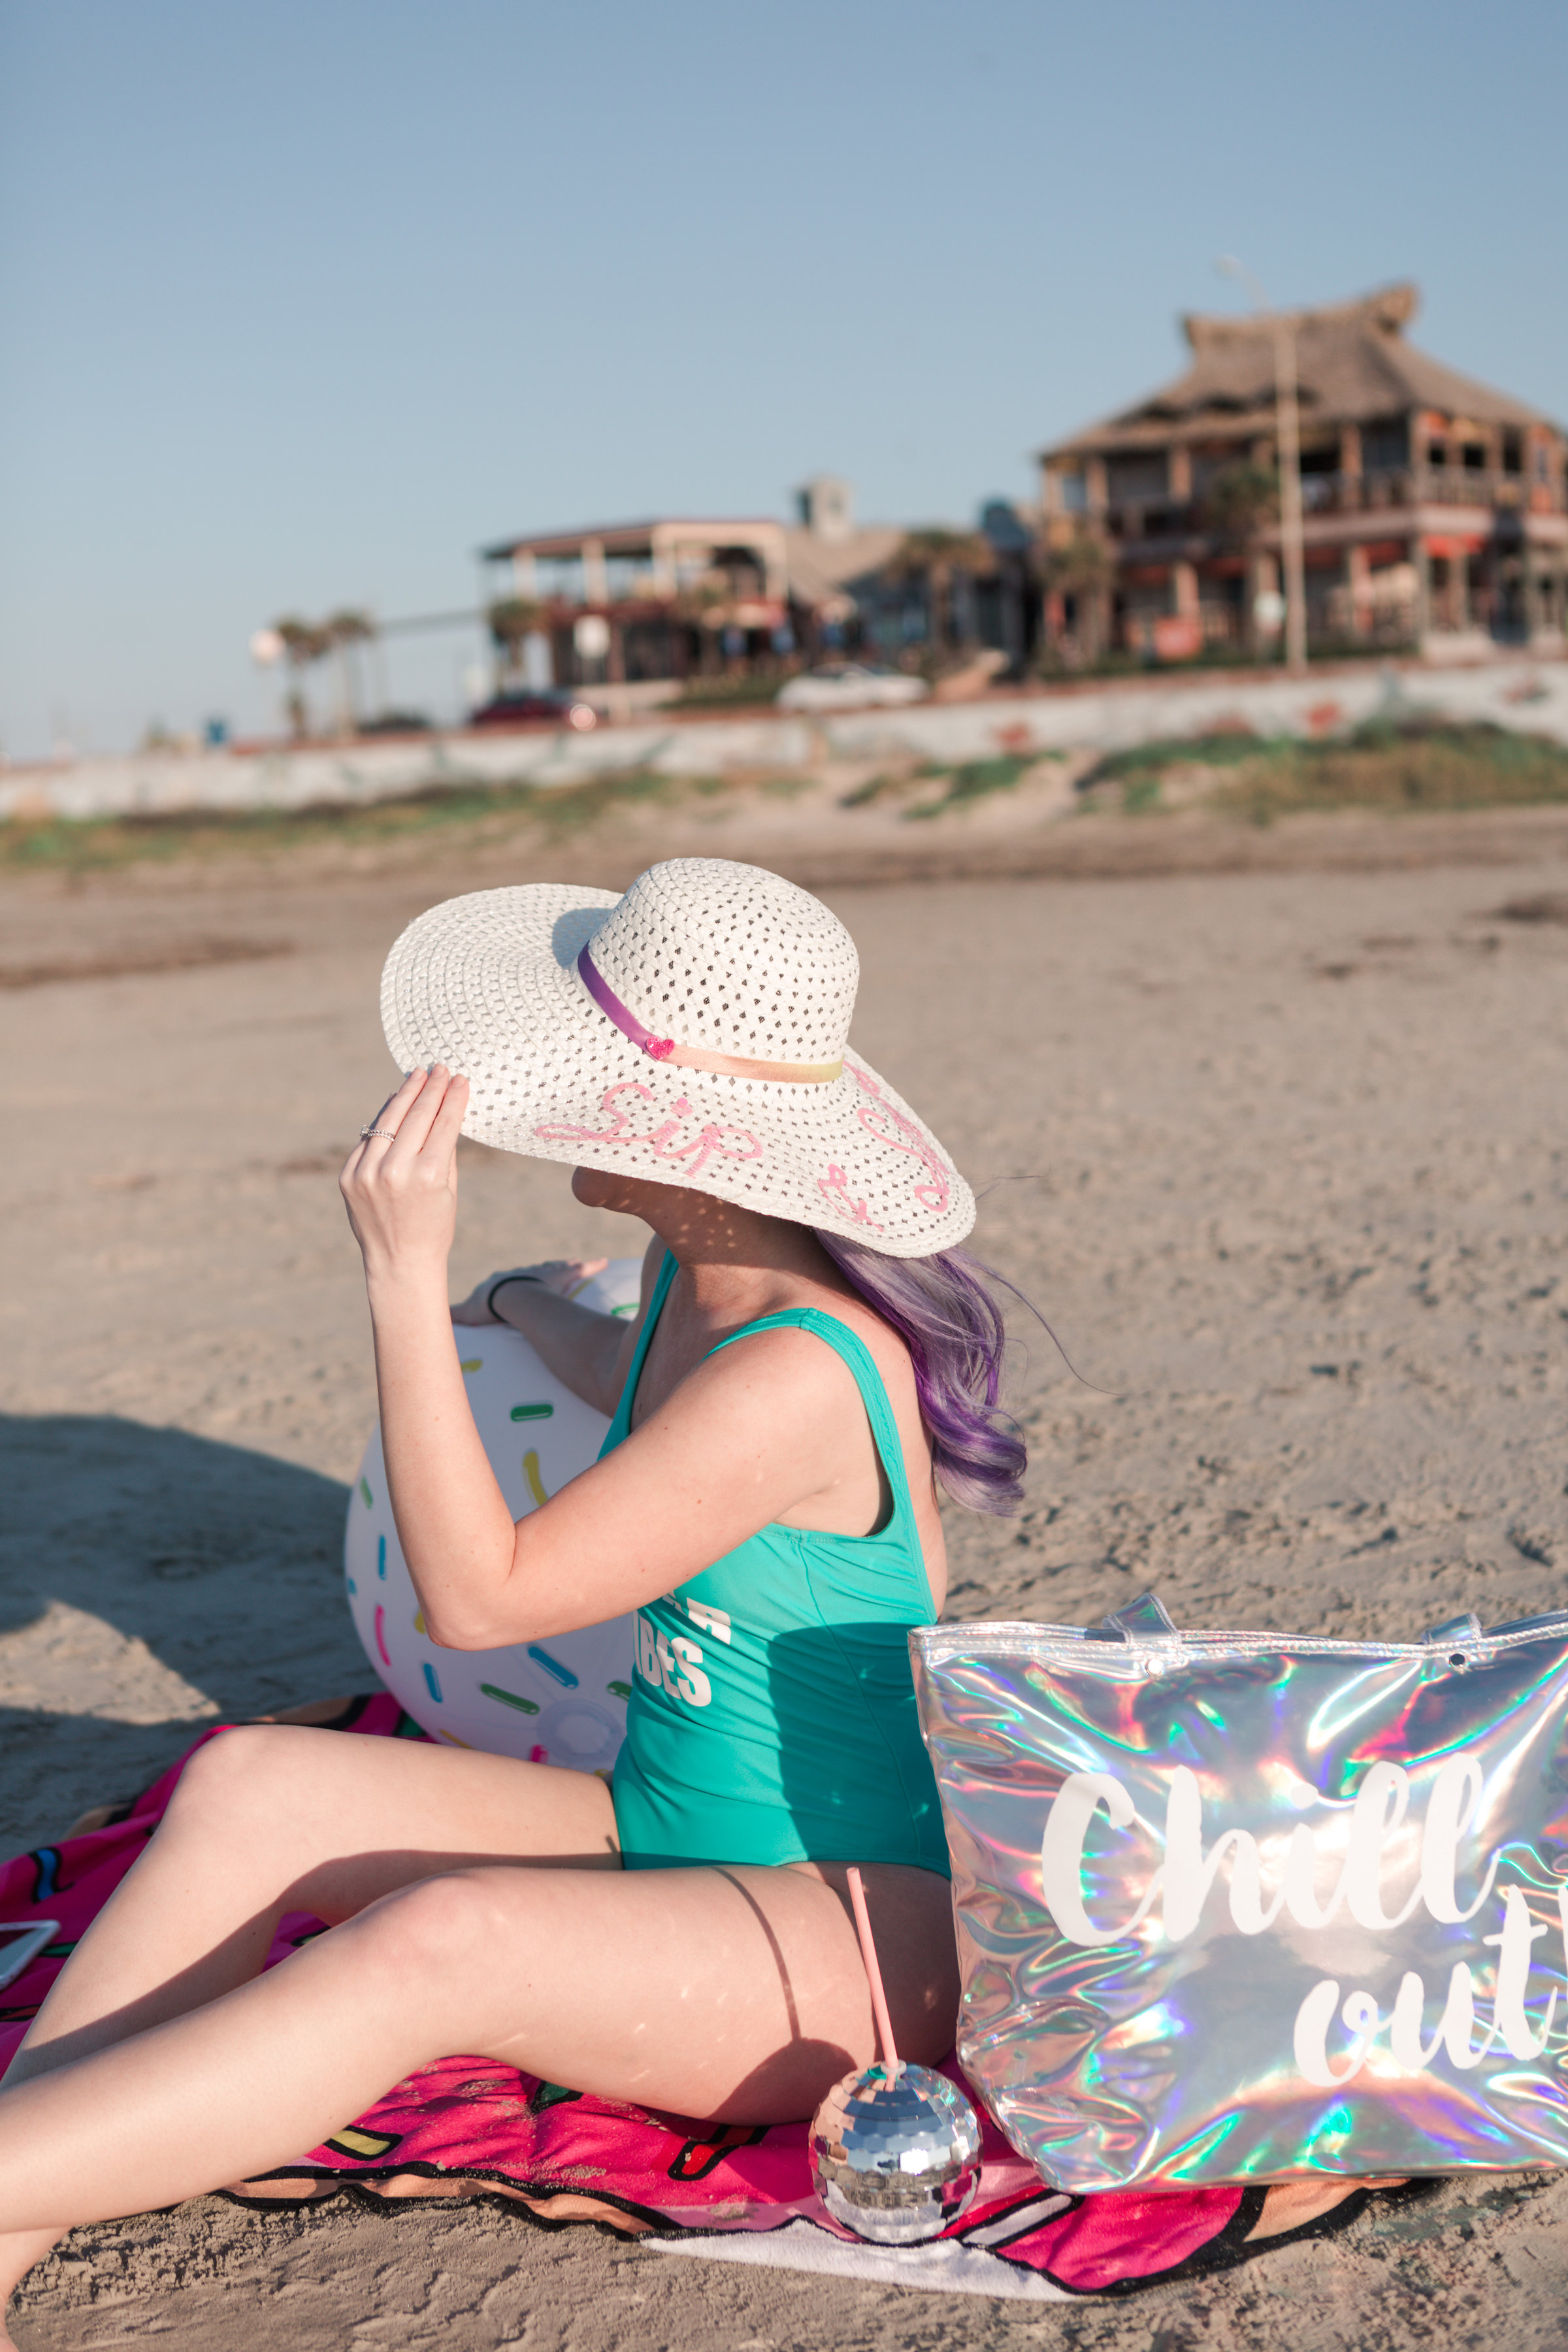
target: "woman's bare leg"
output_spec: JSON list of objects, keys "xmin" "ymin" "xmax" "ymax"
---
[
  {"xmin": 5, "ymin": 1723, "xmax": 619, "ymax": 2083},
  {"xmin": 0, "ymin": 1848, "xmax": 956, "ymax": 2237},
  {"xmin": 0, "ymin": 1723, "xmax": 956, "ymax": 2336},
  {"xmin": 0, "ymin": 1723, "xmax": 620, "ymax": 2340}
]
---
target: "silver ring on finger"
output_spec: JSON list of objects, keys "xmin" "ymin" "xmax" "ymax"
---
[{"xmin": 359, "ymin": 1125, "xmax": 399, "ymax": 1141}]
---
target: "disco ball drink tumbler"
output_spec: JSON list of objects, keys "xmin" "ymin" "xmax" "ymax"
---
[{"xmin": 809, "ymin": 2060, "xmax": 983, "ymax": 2244}]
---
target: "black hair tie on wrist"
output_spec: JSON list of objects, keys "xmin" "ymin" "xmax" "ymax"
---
[{"xmin": 486, "ymin": 1273, "xmax": 542, "ymax": 1318}]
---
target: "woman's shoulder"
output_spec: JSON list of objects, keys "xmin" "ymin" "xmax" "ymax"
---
[
  {"xmin": 806, "ymin": 1271, "xmax": 906, "ymax": 1352},
  {"xmin": 733, "ymin": 1280, "xmax": 918, "ymax": 1411}
]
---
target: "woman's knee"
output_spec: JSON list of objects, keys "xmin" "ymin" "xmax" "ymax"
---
[
  {"xmin": 350, "ymin": 1869, "xmax": 523, "ymax": 1986},
  {"xmin": 163, "ymin": 1723, "xmax": 317, "ymax": 1833}
]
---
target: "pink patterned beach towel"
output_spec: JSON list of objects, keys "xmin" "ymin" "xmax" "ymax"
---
[{"xmin": 0, "ymin": 1700, "xmax": 1393, "ymax": 2302}]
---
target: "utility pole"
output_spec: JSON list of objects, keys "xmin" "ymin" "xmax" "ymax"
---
[{"xmin": 1219, "ymin": 258, "xmax": 1308, "ymax": 677}]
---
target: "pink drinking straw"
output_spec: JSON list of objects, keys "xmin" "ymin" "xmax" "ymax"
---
[{"xmin": 845, "ymin": 1866, "xmax": 899, "ymax": 2072}]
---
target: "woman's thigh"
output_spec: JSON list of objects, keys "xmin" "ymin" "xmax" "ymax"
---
[
  {"xmin": 379, "ymin": 1856, "xmax": 957, "ymax": 2123},
  {"xmin": 12, "ymin": 1733, "xmax": 622, "ymax": 2084},
  {"xmin": 167, "ymin": 1723, "xmax": 621, "ymax": 1922}
]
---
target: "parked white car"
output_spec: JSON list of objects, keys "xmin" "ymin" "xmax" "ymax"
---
[{"xmin": 777, "ymin": 664, "xmax": 931, "ymax": 714}]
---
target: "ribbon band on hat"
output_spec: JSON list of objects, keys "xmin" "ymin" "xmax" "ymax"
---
[{"xmin": 578, "ymin": 946, "xmax": 844, "ymax": 1085}]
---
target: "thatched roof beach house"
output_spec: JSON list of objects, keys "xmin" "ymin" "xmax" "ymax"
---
[{"xmin": 1038, "ymin": 284, "xmax": 1567, "ymax": 662}]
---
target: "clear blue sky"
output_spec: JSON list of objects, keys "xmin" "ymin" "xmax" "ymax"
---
[{"xmin": 3, "ymin": 0, "xmax": 1564, "ymax": 757}]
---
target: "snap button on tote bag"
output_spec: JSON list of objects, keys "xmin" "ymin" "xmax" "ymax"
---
[{"xmin": 911, "ymin": 1593, "xmax": 1568, "ymax": 2194}]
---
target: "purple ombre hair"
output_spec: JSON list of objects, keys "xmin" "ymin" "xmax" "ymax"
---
[{"xmin": 812, "ymin": 1230, "xmax": 1026, "ymax": 1516}]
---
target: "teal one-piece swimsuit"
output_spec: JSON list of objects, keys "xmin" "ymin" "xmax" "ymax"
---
[{"xmin": 602, "ymin": 1251, "xmax": 951, "ymax": 1878}]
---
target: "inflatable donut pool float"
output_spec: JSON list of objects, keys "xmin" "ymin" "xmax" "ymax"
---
[{"xmin": 344, "ymin": 1257, "xmax": 642, "ymax": 1766}]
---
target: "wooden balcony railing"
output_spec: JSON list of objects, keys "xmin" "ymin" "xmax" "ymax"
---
[
  {"xmin": 1300, "ymin": 466, "xmax": 1548, "ymax": 514},
  {"xmin": 1103, "ymin": 465, "xmax": 1560, "ymax": 540}
]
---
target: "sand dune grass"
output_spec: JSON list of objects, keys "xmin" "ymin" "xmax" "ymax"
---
[
  {"xmin": 8, "ymin": 720, "xmax": 1568, "ymax": 879},
  {"xmin": 1085, "ymin": 718, "xmax": 1568, "ymax": 822}
]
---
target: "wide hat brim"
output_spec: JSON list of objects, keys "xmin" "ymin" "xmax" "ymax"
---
[{"xmin": 380, "ymin": 883, "xmax": 976, "ymax": 1256}]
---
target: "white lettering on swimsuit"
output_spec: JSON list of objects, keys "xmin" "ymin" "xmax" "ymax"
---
[{"xmin": 634, "ymin": 1610, "xmax": 711, "ymax": 1708}]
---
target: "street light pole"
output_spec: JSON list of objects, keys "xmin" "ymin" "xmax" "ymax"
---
[{"xmin": 1218, "ymin": 257, "xmax": 1307, "ymax": 678}]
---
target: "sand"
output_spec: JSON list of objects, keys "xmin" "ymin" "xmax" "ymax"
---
[{"xmin": 4, "ymin": 804, "xmax": 1568, "ymax": 2345}]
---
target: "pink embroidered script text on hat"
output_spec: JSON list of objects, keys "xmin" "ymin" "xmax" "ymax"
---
[
  {"xmin": 536, "ymin": 1080, "xmax": 764, "ymax": 1182},
  {"xmin": 568, "ymin": 942, "xmax": 953, "ymax": 1227},
  {"xmin": 576, "ymin": 946, "xmax": 845, "ymax": 1084},
  {"xmin": 378, "ymin": 858, "xmax": 976, "ymax": 1253}
]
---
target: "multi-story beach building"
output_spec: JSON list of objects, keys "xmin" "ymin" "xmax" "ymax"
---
[
  {"xmin": 479, "ymin": 480, "xmax": 902, "ymax": 688},
  {"xmin": 1037, "ymin": 284, "xmax": 1568, "ymax": 661}
]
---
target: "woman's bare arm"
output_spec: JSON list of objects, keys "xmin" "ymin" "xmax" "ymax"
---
[
  {"xmin": 451, "ymin": 1257, "xmax": 655, "ymax": 1416},
  {"xmin": 340, "ymin": 1069, "xmax": 894, "ymax": 1654},
  {"xmin": 441, "ymin": 1328, "xmax": 894, "ymax": 1647}
]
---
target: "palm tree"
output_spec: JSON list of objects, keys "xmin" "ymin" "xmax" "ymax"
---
[
  {"xmin": 324, "ymin": 609, "xmax": 376, "ymax": 736},
  {"xmin": 1041, "ymin": 531, "xmax": 1114, "ymax": 662},
  {"xmin": 1194, "ymin": 466, "xmax": 1281, "ymax": 655},
  {"xmin": 878, "ymin": 529, "xmax": 994, "ymax": 655},
  {"xmin": 268, "ymin": 612, "xmax": 376, "ymax": 738},
  {"xmin": 271, "ymin": 617, "xmax": 333, "ymax": 740},
  {"xmin": 1197, "ymin": 463, "xmax": 1279, "ymax": 548}
]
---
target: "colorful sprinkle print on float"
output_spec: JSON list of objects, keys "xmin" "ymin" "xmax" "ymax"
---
[
  {"xmin": 479, "ymin": 1683, "xmax": 540, "ymax": 1716},
  {"xmin": 343, "ymin": 1257, "xmax": 642, "ymax": 1767}
]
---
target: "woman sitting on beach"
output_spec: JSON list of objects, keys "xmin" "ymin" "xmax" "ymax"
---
[{"xmin": 0, "ymin": 858, "xmax": 1023, "ymax": 2323}]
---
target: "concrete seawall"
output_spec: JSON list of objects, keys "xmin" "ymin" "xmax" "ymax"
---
[{"xmin": 6, "ymin": 658, "xmax": 1567, "ymax": 824}]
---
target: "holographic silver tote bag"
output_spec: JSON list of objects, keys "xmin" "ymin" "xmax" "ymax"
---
[{"xmin": 911, "ymin": 1593, "xmax": 1568, "ymax": 2195}]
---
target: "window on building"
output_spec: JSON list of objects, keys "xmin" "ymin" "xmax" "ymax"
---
[
  {"xmin": 1190, "ymin": 446, "xmax": 1247, "ymax": 495},
  {"xmin": 672, "ymin": 549, "xmax": 713, "ymax": 591},
  {"xmin": 605, "ymin": 553, "xmax": 656, "ymax": 600},
  {"xmin": 1056, "ymin": 472, "xmax": 1088, "ymax": 512},
  {"xmin": 1105, "ymin": 454, "xmax": 1168, "ymax": 506},
  {"xmin": 711, "ymin": 548, "xmax": 764, "ymax": 598},
  {"xmin": 1427, "ymin": 439, "xmax": 1449, "ymax": 470},
  {"xmin": 1502, "ymin": 431, "xmax": 1524, "ymax": 475},
  {"xmin": 1461, "ymin": 444, "xmax": 1487, "ymax": 472},
  {"xmin": 536, "ymin": 555, "xmax": 585, "ymax": 601},
  {"xmin": 1362, "ymin": 419, "xmax": 1410, "ymax": 473}
]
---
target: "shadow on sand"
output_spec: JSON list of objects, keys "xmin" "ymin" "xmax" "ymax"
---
[{"xmin": 0, "ymin": 1414, "xmax": 373, "ymax": 1848}]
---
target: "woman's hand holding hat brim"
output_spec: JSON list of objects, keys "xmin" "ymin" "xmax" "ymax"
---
[{"xmin": 340, "ymin": 1064, "xmax": 470, "ymax": 1291}]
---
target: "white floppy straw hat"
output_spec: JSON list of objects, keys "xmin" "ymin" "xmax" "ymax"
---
[{"xmin": 380, "ymin": 857, "xmax": 975, "ymax": 1257}]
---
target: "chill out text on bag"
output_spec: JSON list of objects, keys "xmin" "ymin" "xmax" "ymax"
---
[{"xmin": 1042, "ymin": 1755, "xmax": 1565, "ymax": 2089}]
